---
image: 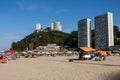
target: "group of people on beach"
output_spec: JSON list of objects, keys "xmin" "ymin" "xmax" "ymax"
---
[
  {"xmin": 22, "ymin": 51, "xmax": 38, "ymax": 58},
  {"xmin": 80, "ymin": 51, "xmax": 107, "ymax": 61},
  {"xmin": 0, "ymin": 51, "xmax": 20, "ymax": 64},
  {"xmin": 0, "ymin": 55, "xmax": 8, "ymax": 63},
  {"xmin": 21, "ymin": 50, "xmax": 76, "ymax": 58},
  {"xmin": 22, "ymin": 50, "xmax": 66, "ymax": 58},
  {"xmin": 0, "ymin": 49, "xmax": 112, "ymax": 64}
]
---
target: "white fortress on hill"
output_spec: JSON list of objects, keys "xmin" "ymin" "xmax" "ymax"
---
[
  {"xmin": 35, "ymin": 21, "xmax": 62, "ymax": 32},
  {"xmin": 51, "ymin": 21, "xmax": 62, "ymax": 31}
]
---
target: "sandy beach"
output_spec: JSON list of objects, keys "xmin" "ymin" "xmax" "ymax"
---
[{"xmin": 0, "ymin": 55, "xmax": 120, "ymax": 80}]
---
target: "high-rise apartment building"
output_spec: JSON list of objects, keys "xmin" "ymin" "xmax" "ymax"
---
[
  {"xmin": 78, "ymin": 18, "xmax": 91, "ymax": 48},
  {"xmin": 51, "ymin": 21, "xmax": 62, "ymax": 31},
  {"xmin": 95, "ymin": 12, "xmax": 114, "ymax": 49}
]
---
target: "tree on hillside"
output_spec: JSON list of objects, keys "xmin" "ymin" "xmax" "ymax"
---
[
  {"xmin": 11, "ymin": 31, "xmax": 69, "ymax": 51},
  {"xmin": 91, "ymin": 29, "xmax": 95, "ymax": 48},
  {"xmin": 114, "ymin": 25, "xmax": 120, "ymax": 45},
  {"xmin": 64, "ymin": 31, "xmax": 78, "ymax": 48},
  {"xmin": 114, "ymin": 25, "xmax": 120, "ymax": 38},
  {"xmin": 44, "ymin": 27, "xmax": 52, "ymax": 32}
]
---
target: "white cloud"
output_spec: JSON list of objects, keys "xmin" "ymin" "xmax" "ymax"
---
[
  {"xmin": 17, "ymin": 0, "xmax": 53, "ymax": 13},
  {"xmin": 17, "ymin": 1, "xmax": 38, "ymax": 11},
  {"xmin": 17, "ymin": 0, "xmax": 68, "ymax": 14}
]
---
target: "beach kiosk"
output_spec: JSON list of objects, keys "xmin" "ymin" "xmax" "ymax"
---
[
  {"xmin": 69, "ymin": 47, "xmax": 95, "ymax": 62},
  {"xmin": 79, "ymin": 47, "xmax": 95, "ymax": 60}
]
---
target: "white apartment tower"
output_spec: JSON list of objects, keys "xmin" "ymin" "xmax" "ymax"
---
[
  {"xmin": 95, "ymin": 12, "xmax": 114, "ymax": 49},
  {"xmin": 78, "ymin": 18, "xmax": 91, "ymax": 48},
  {"xmin": 51, "ymin": 21, "xmax": 62, "ymax": 31},
  {"xmin": 36, "ymin": 23, "xmax": 41, "ymax": 32}
]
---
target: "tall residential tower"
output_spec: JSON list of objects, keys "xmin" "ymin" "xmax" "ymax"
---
[
  {"xmin": 78, "ymin": 18, "xmax": 91, "ymax": 48},
  {"xmin": 95, "ymin": 12, "xmax": 114, "ymax": 49}
]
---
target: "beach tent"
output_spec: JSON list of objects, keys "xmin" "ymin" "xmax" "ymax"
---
[{"xmin": 80, "ymin": 47, "xmax": 95, "ymax": 52}]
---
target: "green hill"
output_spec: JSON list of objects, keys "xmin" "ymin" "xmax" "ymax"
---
[{"xmin": 11, "ymin": 30, "xmax": 78, "ymax": 51}]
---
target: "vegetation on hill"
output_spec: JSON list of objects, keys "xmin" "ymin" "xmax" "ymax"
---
[
  {"xmin": 11, "ymin": 25, "xmax": 120, "ymax": 51},
  {"xmin": 11, "ymin": 31, "xmax": 70, "ymax": 51}
]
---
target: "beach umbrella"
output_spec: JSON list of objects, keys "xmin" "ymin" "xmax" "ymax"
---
[
  {"xmin": 32, "ymin": 51, "xmax": 37, "ymax": 54},
  {"xmin": 96, "ymin": 50, "xmax": 107, "ymax": 56},
  {"xmin": 0, "ymin": 52, "xmax": 2, "ymax": 56},
  {"xmin": 4, "ymin": 50, "xmax": 15, "ymax": 54},
  {"xmin": 0, "ymin": 52, "xmax": 6, "ymax": 56}
]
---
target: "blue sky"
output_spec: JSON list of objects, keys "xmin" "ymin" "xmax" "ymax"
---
[{"xmin": 0, "ymin": 0, "xmax": 120, "ymax": 50}]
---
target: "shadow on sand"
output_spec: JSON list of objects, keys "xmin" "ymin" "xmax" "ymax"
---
[
  {"xmin": 69, "ymin": 58, "xmax": 120, "ymax": 67},
  {"xmin": 104, "ymin": 71, "xmax": 120, "ymax": 80},
  {"xmin": 40, "ymin": 58, "xmax": 120, "ymax": 80},
  {"xmin": 40, "ymin": 58, "xmax": 120, "ymax": 67}
]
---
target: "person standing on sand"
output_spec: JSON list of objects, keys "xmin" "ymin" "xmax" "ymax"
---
[{"xmin": 79, "ymin": 51, "xmax": 84, "ymax": 60}]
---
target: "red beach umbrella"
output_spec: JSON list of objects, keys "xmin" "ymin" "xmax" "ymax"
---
[{"xmin": 4, "ymin": 50, "xmax": 15, "ymax": 54}]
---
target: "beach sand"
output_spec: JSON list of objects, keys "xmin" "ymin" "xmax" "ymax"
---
[{"xmin": 0, "ymin": 55, "xmax": 120, "ymax": 80}]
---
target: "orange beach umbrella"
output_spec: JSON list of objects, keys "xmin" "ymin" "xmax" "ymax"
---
[{"xmin": 97, "ymin": 50, "xmax": 107, "ymax": 56}]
